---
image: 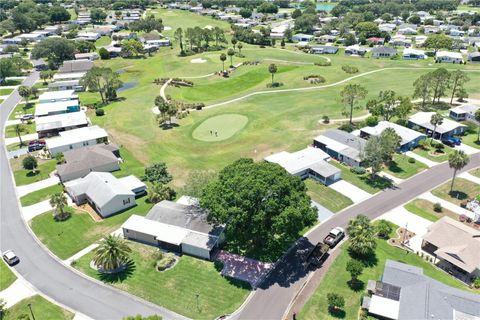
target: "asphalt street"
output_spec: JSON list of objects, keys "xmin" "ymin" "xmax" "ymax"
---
[
  {"xmin": 0, "ymin": 72, "xmax": 186, "ymax": 320},
  {"xmin": 238, "ymin": 153, "xmax": 480, "ymax": 319}
]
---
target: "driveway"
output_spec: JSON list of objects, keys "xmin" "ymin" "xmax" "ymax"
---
[
  {"xmin": 0, "ymin": 278, "xmax": 37, "ymax": 308},
  {"xmin": 454, "ymin": 143, "xmax": 480, "ymax": 155},
  {"xmin": 7, "ymin": 147, "xmax": 28, "ymax": 159},
  {"xmin": 311, "ymin": 200, "xmax": 334, "ymax": 222},
  {"xmin": 17, "ymin": 176, "xmax": 60, "ymax": 197},
  {"xmin": 329, "ymin": 180, "xmax": 371, "ymax": 203}
]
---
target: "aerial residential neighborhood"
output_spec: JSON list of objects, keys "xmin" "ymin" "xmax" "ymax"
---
[{"xmin": 0, "ymin": 0, "xmax": 479, "ymax": 320}]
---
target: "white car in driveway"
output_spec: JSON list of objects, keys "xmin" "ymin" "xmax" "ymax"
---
[{"xmin": 3, "ymin": 250, "xmax": 19, "ymax": 265}]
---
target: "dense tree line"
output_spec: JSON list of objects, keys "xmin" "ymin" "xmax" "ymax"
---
[
  {"xmin": 129, "ymin": 14, "xmax": 163, "ymax": 33},
  {"xmin": 232, "ymin": 25, "xmax": 271, "ymax": 46},
  {"xmin": 174, "ymin": 26, "xmax": 227, "ymax": 55}
]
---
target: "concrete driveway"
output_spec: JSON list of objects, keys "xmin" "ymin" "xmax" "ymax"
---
[
  {"xmin": 454, "ymin": 143, "xmax": 480, "ymax": 155},
  {"xmin": 17, "ymin": 176, "xmax": 60, "ymax": 197},
  {"xmin": 329, "ymin": 180, "xmax": 371, "ymax": 203},
  {"xmin": 311, "ymin": 200, "xmax": 334, "ymax": 222}
]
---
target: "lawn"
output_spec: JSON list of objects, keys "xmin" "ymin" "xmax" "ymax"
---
[
  {"xmin": 12, "ymin": 157, "xmax": 56, "ymax": 186},
  {"xmin": 299, "ymin": 230, "xmax": 472, "ymax": 319},
  {"xmin": 4, "ymin": 295, "xmax": 74, "ymax": 320},
  {"xmin": 471, "ymin": 168, "xmax": 480, "ymax": 178},
  {"xmin": 461, "ymin": 122, "xmax": 480, "ymax": 149},
  {"xmin": 404, "ymin": 199, "xmax": 459, "ymax": 222},
  {"xmin": 112, "ymin": 146, "xmax": 146, "ymax": 178},
  {"xmin": 30, "ymin": 198, "xmax": 153, "ymax": 259},
  {"xmin": 1, "ymin": 79, "xmax": 22, "ymax": 86},
  {"xmin": 6, "ymin": 141, "xmax": 31, "ymax": 151},
  {"xmin": 33, "ymin": 82, "xmax": 49, "ymax": 89},
  {"xmin": 330, "ymin": 161, "xmax": 392, "ymax": 194},
  {"xmin": 411, "ymin": 143, "xmax": 454, "ymax": 163},
  {"xmin": 20, "ymin": 184, "xmax": 63, "ymax": 207},
  {"xmin": 0, "ymin": 88, "xmax": 14, "ymax": 95},
  {"xmin": 384, "ymin": 153, "xmax": 428, "ymax": 179},
  {"xmin": 8, "ymin": 103, "xmax": 35, "ymax": 120},
  {"xmin": 431, "ymin": 178, "xmax": 480, "ymax": 206},
  {"xmin": 74, "ymin": 241, "xmax": 251, "ymax": 319},
  {"xmin": 95, "ymin": 36, "xmax": 111, "ymax": 47},
  {"xmin": 192, "ymin": 113, "xmax": 249, "ymax": 142},
  {"xmin": 305, "ymin": 178, "xmax": 353, "ymax": 213},
  {"xmin": 0, "ymin": 260, "xmax": 16, "ymax": 291},
  {"xmin": 4, "ymin": 122, "xmax": 36, "ymax": 138}
]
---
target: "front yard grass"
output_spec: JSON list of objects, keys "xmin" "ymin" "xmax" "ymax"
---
[
  {"xmin": 0, "ymin": 260, "xmax": 16, "ymax": 291},
  {"xmin": 20, "ymin": 184, "xmax": 63, "ymax": 207},
  {"xmin": 74, "ymin": 241, "xmax": 251, "ymax": 319},
  {"xmin": 384, "ymin": 153, "xmax": 428, "ymax": 179},
  {"xmin": 6, "ymin": 141, "xmax": 31, "ymax": 151},
  {"xmin": 95, "ymin": 36, "xmax": 112, "ymax": 47},
  {"xmin": 8, "ymin": 103, "xmax": 35, "ymax": 120},
  {"xmin": 11, "ymin": 157, "xmax": 56, "ymax": 186},
  {"xmin": 461, "ymin": 122, "xmax": 480, "ymax": 149},
  {"xmin": 412, "ymin": 143, "xmax": 454, "ymax": 163},
  {"xmin": 30, "ymin": 198, "xmax": 153, "ymax": 260},
  {"xmin": 470, "ymin": 168, "xmax": 480, "ymax": 178},
  {"xmin": 4, "ymin": 295, "xmax": 74, "ymax": 320},
  {"xmin": 330, "ymin": 161, "xmax": 392, "ymax": 194},
  {"xmin": 5, "ymin": 122, "xmax": 36, "ymax": 138},
  {"xmin": 299, "ymin": 229, "xmax": 472, "ymax": 319},
  {"xmin": 0, "ymin": 88, "xmax": 14, "ymax": 95},
  {"xmin": 305, "ymin": 179, "xmax": 353, "ymax": 213},
  {"xmin": 431, "ymin": 178, "xmax": 480, "ymax": 206},
  {"xmin": 404, "ymin": 199, "xmax": 459, "ymax": 222},
  {"xmin": 1, "ymin": 79, "xmax": 22, "ymax": 86},
  {"xmin": 112, "ymin": 147, "xmax": 146, "ymax": 178}
]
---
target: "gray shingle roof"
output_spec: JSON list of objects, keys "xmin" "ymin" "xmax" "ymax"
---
[
  {"xmin": 58, "ymin": 60, "xmax": 93, "ymax": 74},
  {"xmin": 57, "ymin": 144, "xmax": 119, "ymax": 178}
]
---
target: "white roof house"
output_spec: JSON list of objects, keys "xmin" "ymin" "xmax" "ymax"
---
[
  {"xmin": 46, "ymin": 125, "xmax": 109, "ymax": 156},
  {"xmin": 65, "ymin": 172, "xmax": 144, "ymax": 217},
  {"xmin": 38, "ymin": 90, "xmax": 78, "ymax": 104},
  {"xmin": 408, "ymin": 112, "xmax": 466, "ymax": 138},
  {"xmin": 436, "ymin": 51, "xmax": 464, "ymax": 63},
  {"xmin": 53, "ymin": 72, "xmax": 86, "ymax": 81},
  {"xmin": 367, "ymin": 295, "xmax": 400, "ymax": 320},
  {"xmin": 402, "ymin": 48, "xmax": 427, "ymax": 60},
  {"xmin": 76, "ymin": 32, "xmax": 101, "ymax": 41},
  {"xmin": 35, "ymin": 100, "xmax": 80, "ymax": 117},
  {"xmin": 36, "ymin": 111, "xmax": 89, "ymax": 137},
  {"xmin": 360, "ymin": 121, "xmax": 426, "ymax": 150},
  {"xmin": 449, "ymin": 105, "xmax": 480, "ymax": 122}
]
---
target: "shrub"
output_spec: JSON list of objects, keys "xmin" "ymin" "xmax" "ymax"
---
[
  {"xmin": 322, "ymin": 115, "xmax": 330, "ymax": 124},
  {"xmin": 433, "ymin": 202, "xmax": 442, "ymax": 212},
  {"xmin": 266, "ymin": 82, "xmax": 283, "ymax": 88},
  {"xmin": 155, "ymin": 253, "xmax": 176, "ymax": 271},
  {"xmin": 376, "ymin": 220, "xmax": 393, "ymax": 239},
  {"xmin": 98, "ymin": 47, "xmax": 110, "ymax": 60},
  {"xmin": 408, "ymin": 157, "xmax": 416, "ymax": 164},
  {"xmin": 338, "ymin": 123, "xmax": 355, "ymax": 132},
  {"xmin": 473, "ymin": 278, "xmax": 480, "ymax": 289},
  {"xmin": 341, "ymin": 65, "xmax": 359, "ymax": 74},
  {"xmin": 95, "ymin": 108, "xmax": 105, "ymax": 116},
  {"xmin": 314, "ymin": 60, "xmax": 331, "ymax": 67},
  {"xmin": 350, "ymin": 166, "xmax": 366, "ymax": 175},
  {"xmin": 22, "ymin": 155, "xmax": 37, "ymax": 171},
  {"xmin": 365, "ymin": 115, "xmax": 378, "ymax": 127},
  {"xmin": 55, "ymin": 152, "xmax": 64, "ymax": 164}
]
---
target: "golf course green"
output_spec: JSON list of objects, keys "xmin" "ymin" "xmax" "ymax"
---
[{"xmin": 192, "ymin": 114, "xmax": 249, "ymax": 142}]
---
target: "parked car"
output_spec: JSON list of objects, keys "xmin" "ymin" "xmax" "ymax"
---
[
  {"xmin": 441, "ymin": 137, "xmax": 461, "ymax": 147},
  {"xmin": 323, "ymin": 227, "xmax": 345, "ymax": 248},
  {"xmin": 2, "ymin": 250, "xmax": 19, "ymax": 265},
  {"xmin": 28, "ymin": 139, "xmax": 46, "ymax": 152},
  {"xmin": 305, "ymin": 242, "xmax": 330, "ymax": 267},
  {"xmin": 20, "ymin": 114, "xmax": 34, "ymax": 121}
]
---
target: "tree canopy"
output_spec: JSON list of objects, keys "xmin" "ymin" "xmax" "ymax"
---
[
  {"xmin": 31, "ymin": 37, "xmax": 76, "ymax": 68},
  {"xmin": 80, "ymin": 67, "xmax": 123, "ymax": 104}
]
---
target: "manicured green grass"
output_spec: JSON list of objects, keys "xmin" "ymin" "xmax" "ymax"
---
[
  {"xmin": 305, "ymin": 178, "xmax": 353, "ymax": 213},
  {"xmin": 192, "ymin": 114, "xmax": 249, "ymax": 142},
  {"xmin": 33, "ymin": 82, "xmax": 49, "ymax": 89},
  {"xmin": 30, "ymin": 198, "xmax": 153, "ymax": 259},
  {"xmin": 112, "ymin": 146, "xmax": 146, "ymax": 178},
  {"xmin": 0, "ymin": 260, "xmax": 16, "ymax": 291},
  {"xmin": 471, "ymin": 168, "xmax": 480, "ymax": 178},
  {"xmin": 0, "ymin": 88, "xmax": 14, "ymax": 95},
  {"xmin": 412, "ymin": 144, "xmax": 454, "ymax": 163},
  {"xmin": 12, "ymin": 157, "xmax": 56, "ymax": 186},
  {"xmin": 8, "ymin": 103, "xmax": 35, "ymax": 120},
  {"xmin": 20, "ymin": 184, "xmax": 63, "ymax": 207},
  {"xmin": 1, "ymin": 79, "xmax": 22, "ymax": 86},
  {"xmin": 458, "ymin": 4, "xmax": 480, "ymax": 13},
  {"xmin": 6, "ymin": 141, "xmax": 30, "ymax": 151},
  {"xmin": 330, "ymin": 161, "xmax": 392, "ymax": 194},
  {"xmin": 404, "ymin": 199, "xmax": 459, "ymax": 222},
  {"xmin": 431, "ymin": 178, "xmax": 480, "ymax": 206},
  {"xmin": 74, "ymin": 241, "xmax": 251, "ymax": 319},
  {"xmin": 299, "ymin": 234, "xmax": 472, "ymax": 319},
  {"xmin": 461, "ymin": 123, "xmax": 480, "ymax": 149},
  {"xmin": 0, "ymin": 99, "xmax": 4, "ymax": 104},
  {"xmin": 4, "ymin": 122, "xmax": 36, "ymax": 138},
  {"xmin": 95, "ymin": 36, "xmax": 111, "ymax": 47},
  {"xmin": 384, "ymin": 153, "xmax": 428, "ymax": 179},
  {"xmin": 4, "ymin": 295, "xmax": 74, "ymax": 320}
]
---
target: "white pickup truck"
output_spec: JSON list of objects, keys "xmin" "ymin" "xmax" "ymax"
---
[{"xmin": 323, "ymin": 227, "xmax": 345, "ymax": 248}]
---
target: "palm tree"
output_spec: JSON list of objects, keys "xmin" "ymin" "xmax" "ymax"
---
[
  {"xmin": 268, "ymin": 63, "xmax": 277, "ymax": 85},
  {"xmin": 231, "ymin": 37, "xmax": 237, "ymax": 51},
  {"xmin": 93, "ymin": 235, "xmax": 132, "ymax": 272},
  {"xmin": 14, "ymin": 124, "xmax": 25, "ymax": 146},
  {"xmin": 50, "ymin": 192, "xmax": 69, "ymax": 221},
  {"xmin": 155, "ymin": 95, "xmax": 169, "ymax": 125},
  {"xmin": 475, "ymin": 109, "xmax": 480, "ymax": 142},
  {"xmin": 430, "ymin": 113, "xmax": 443, "ymax": 142},
  {"xmin": 18, "ymin": 86, "xmax": 31, "ymax": 105},
  {"xmin": 237, "ymin": 42, "xmax": 243, "ymax": 55},
  {"xmin": 220, "ymin": 53, "xmax": 227, "ymax": 71},
  {"xmin": 347, "ymin": 215, "xmax": 376, "ymax": 257},
  {"xmin": 227, "ymin": 48, "xmax": 235, "ymax": 67},
  {"xmin": 448, "ymin": 150, "xmax": 469, "ymax": 193}
]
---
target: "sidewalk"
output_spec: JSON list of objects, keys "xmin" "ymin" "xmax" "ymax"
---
[
  {"xmin": 0, "ymin": 278, "xmax": 37, "ymax": 308},
  {"xmin": 405, "ymin": 151, "xmax": 438, "ymax": 168},
  {"xmin": 418, "ymin": 192, "xmax": 475, "ymax": 219},
  {"xmin": 64, "ymin": 244, "xmax": 99, "ymax": 265},
  {"xmin": 17, "ymin": 176, "xmax": 60, "ymax": 197},
  {"xmin": 379, "ymin": 171, "xmax": 404, "ymax": 185},
  {"xmin": 329, "ymin": 180, "xmax": 371, "ymax": 203},
  {"xmin": 454, "ymin": 143, "xmax": 480, "ymax": 155},
  {"xmin": 459, "ymin": 171, "xmax": 480, "ymax": 185},
  {"xmin": 22, "ymin": 199, "xmax": 52, "ymax": 220}
]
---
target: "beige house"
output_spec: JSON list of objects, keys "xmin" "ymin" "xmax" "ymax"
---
[{"xmin": 422, "ymin": 217, "xmax": 480, "ymax": 282}]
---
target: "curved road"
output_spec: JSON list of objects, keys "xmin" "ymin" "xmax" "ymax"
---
[
  {"xmin": 0, "ymin": 72, "xmax": 186, "ymax": 320},
  {"xmin": 237, "ymin": 154, "xmax": 480, "ymax": 319}
]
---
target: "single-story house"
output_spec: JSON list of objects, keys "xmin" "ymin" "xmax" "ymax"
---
[
  {"xmin": 468, "ymin": 52, "xmax": 480, "ymax": 62},
  {"xmin": 449, "ymin": 105, "xmax": 480, "ymax": 122},
  {"xmin": 292, "ymin": 33, "xmax": 314, "ymax": 42},
  {"xmin": 57, "ymin": 144, "xmax": 120, "ymax": 182},
  {"xmin": 449, "ymin": 29, "xmax": 465, "ymax": 37},
  {"xmin": 367, "ymin": 37, "xmax": 385, "ymax": 45},
  {"xmin": 435, "ymin": 51, "xmax": 464, "ymax": 64},
  {"xmin": 371, "ymin": 46, "xmax": 397, "ymax": 58},
  {"xmin": 35, "ymin": 100, "xmax": 80, "ymax": 117},
  {"xmin": 360, "ymin": 121, "xmax": 427, "ymax": 152},
  {"xmin": 46, "ymin": 125, "xmax": 109, "ymax": 156},
  {"xmin": 145, "ymin": 39, "xmax": 170, "ymax": 47},
  {"xmin": 48, "ymin": 80, "xmax": 83, "ymax": 92},
  {"xmin": 38, "ymin": 90, "xmax": 78, "ymax": 104},
  {"xmin": 316, "ymin": 34, "xmax": 337, "ymax": 43},
  {"xmin": 362, "ymin": 260, "xmax": 480, "ymax": 320},
  {"xmin": 53, "ymin": 72, "xmax": 86, "ymax": 82},
  {"xmin": 18, "ymin": 33, "xmax": 46, "ymax": 42},
  {"xmin": 310, "ymin": 45, "xmax": 338, "ymax": 54},
  {"xmin": 265, "ymin": 147, "xmax": 341, "ymax": 185},
  {"xmin": 314, "ymin": 129, "xmax": 367, "ymax": 167},
  {"xmin": 65, "ymin": 172, "xmax": 146, "ymax": 217},
  {"xmin": 408, "ymin": 112, "xmax": 466, "ymax": 139},
  {"xmin": 422, "ymin": 217, "xmax": 480, "ymax": 281},
  {"xmin": 122, "ymin": 200, "xmax": 225, "ymax": 260},
  {"xmin": 345, "ymin": 45, "xmax": 367, "ymax": 56},
  {"xmin": 389, "ymin": 35, "xmax": 412, "ymax": 47},
  {"xmin": 36, "ymin": 111, "xmax": 89, "ymax": 138},
  {"xmin": 398, "ymin": 23, "xmax": 417, "ymax": 35},
  {"xmin": 58, "ymin": 60, "xmax": 93, "ymax": 74},
  {"xmin": 76, "ymin": 32, "xmax": 101, "ymax": 41},
  {"xmin": 75, "ymin": 52, "xmax": 99, "ymax": 61},
  {"xmin": 402, "ymin": 48, "xmax": 427, "ymax": 60},
  {"xmin": 379, "ymin": 23, "xmax": 396, "ymax": 33},
  {"xmin": 424, "ymin": 25, "xmax": 440, "ymax": 34}
]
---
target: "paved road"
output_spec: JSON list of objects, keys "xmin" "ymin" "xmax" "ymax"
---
[
  {"xmin": 0, "ymin": 72, "xmax": 186, "ymax": 320},
  {"xmin": 237, "ymin": 154, "xmax": 480, "ymax": 319}
]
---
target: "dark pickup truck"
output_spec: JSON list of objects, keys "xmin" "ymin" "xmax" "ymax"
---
[{"xmin": 305, "ymin": 242, "xmax": 330, "ymax": 267}]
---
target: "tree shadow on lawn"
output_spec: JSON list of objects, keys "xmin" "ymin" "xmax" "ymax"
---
[
  {"xmin": 448, "ymin": 190, "xmax": 468, "ymax": 201},
  {"xmin": 98, "ymin": 260, "xmax": 135, "ymax": 283},
  {"xmin": 160, "ymin": 123, "xmax": 179, "ymax": 130},
  {"xmin": 26, "ymin": 170, "xmax": 41, "ymax": 178},
  {"xmin": 348, "ymin": 250, "xmax": 378, "ymax": 268},
  {"xmin": 387, "ymin": 161, "xmax": 405, "ymax": 174},
  {"xmin": 347, "ymin": 279, "xmax": 365, "ymax": 292},
  {"xmin": 359, "ymin": 175, "xmax": 393, "ymax": 190},
  {"xmin": 328, "ymin": 307, "xmax": 346, "ymax": 319}
]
